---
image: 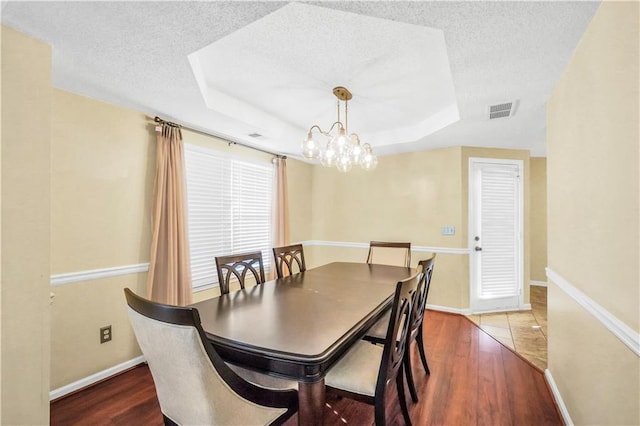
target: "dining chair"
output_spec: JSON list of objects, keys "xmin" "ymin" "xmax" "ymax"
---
[
  {"xmin": 366, "ymin": 241, "xmax": 412, "ymax": 268},
  {"xmin": 272, "ymin": 244, "xmax": 306, "ymax": 278},
  {"xmin": 363, "ymin": 255, "xmax": 436, "ymax": 403},
  {"xmin": 124, "ymin": 288, "xmax": 298, "ymax": 426},
  {"xmin": 214, "ymin": 252, "xmax": 298, "ymax": 390},
  {"xmin": 324, "ymin": 269, "xmax": 421, "ymax": 426},
  {"xmin": 215, "ymin": 251, "xmax": 266, "ymax": 295}
]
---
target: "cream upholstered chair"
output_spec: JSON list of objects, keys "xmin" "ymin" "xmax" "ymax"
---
[
  {"xmin": 215, "ymin": 251, "xmax": 266, "ymax": 295},
  {"xmin": 324, "ymin": 269, "xmax": 421, "ymax": 426},
  {"xmin": 272, "ymin": 244, "xmax": 306, "ymax": 278},
  {"xmin": 366, "ymin": 241, "xmax": 411, "ymax": 267},
  {"xmin": 364, "ymin": 255, "xmax": 436, "ymax": 403},
  {"xmin": 124, "ymin": 289, "xmax": 297, "ymax": 426}
]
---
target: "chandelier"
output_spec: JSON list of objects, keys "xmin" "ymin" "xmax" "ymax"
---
[{"xmin": 301, "ymin": 86, "xmax": 377, "ymax": 172}]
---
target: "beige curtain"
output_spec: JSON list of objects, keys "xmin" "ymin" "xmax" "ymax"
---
[
  {"xmin": 270, "ymin": 157, "xmax": 290, "ymax": 279},
  {"xmin": 146, "ymin": 124, "xmax": 192, "ymax": 306}
]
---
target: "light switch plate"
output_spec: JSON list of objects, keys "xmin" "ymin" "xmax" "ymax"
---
[{"xmin": 441, "ymin": 226, "xmax": 455, "ymax": 235}]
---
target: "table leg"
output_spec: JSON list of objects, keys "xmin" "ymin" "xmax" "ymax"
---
[{"xmin": 298, "ymin": 379, "xmax": 325, "ymax": 426}]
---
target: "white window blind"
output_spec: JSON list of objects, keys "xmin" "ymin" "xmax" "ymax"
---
[{"xmin": 184, "ymin": 143, "xmax": 273, "ymax": 290}]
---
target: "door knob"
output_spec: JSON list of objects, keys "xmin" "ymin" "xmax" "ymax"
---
[{"xmin": 475, "ymin": 247, "xmax": 482, "ymax": 251}]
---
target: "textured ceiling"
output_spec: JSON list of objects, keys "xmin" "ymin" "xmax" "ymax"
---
[
  {"xmin": 188, "ymin": 3, "xmax": 460, "ymax": 148},
  {"xmin": 1, "ymin": 1, "xmax": 601, "ymax": 157}
]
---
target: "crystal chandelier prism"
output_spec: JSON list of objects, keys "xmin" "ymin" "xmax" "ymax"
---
[{"xmin": 301, "ymin": 87, "xmax": 377, "ymax": 172}]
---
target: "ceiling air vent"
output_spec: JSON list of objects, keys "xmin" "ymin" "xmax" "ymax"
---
[
  {"xmin": 488, "ymin": 100, "xmax": 519, "ymax": 120},
  {"xmin": 248, "ymin": 132, "xmax": 263, "ymax": 138}
]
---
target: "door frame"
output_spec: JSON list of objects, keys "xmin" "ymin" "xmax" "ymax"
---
[{"xmin": 468, "ymin": 157, "xmax": 524, "ymax": 313}]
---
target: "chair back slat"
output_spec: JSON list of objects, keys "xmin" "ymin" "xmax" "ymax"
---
[
  {"xmin": 273, "ymin": 244, "xmax": 306, "ymax": 278},
  {"xmin": 215, "ymin": 251, "xmax": 266, "ymax": 295}
]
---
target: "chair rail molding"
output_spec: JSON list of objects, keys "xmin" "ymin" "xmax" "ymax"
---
[
  {"xmin": 50, "ymin": 263, "xmax": 150, "ymax": 286},
  {"xmin": 302, "ymin": 240, "xmax": 471, "ymax": 255},
  {"xmin": 546, "ymin": 267, "xmax": 640, "ymax": 357}
]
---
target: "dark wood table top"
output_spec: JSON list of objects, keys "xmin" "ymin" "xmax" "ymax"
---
[{"xmin": 192, "ymin": 262, "xmax": 415, "ymax": 382}]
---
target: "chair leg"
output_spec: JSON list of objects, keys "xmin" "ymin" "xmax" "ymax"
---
[
  {"xmin": 416, "ymin": 326, "xmax": 430, "ymax": 375},
  {"xmin": 374, "ymin": 392, "xmax": 386, "ymax": 426},
  {"xmin": 396, "ymin": 366, "xmax": 413, "ymax": 426},
  {"xmin": 404, "ymin": 349, "xmax": 419, "ymax": 403}
]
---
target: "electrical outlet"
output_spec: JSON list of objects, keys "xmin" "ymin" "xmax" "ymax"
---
[{"xmin": 100, "ymin": 325, "xmax": 112, "ymax": 344}]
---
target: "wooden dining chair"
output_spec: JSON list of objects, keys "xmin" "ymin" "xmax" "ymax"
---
[
  {"xmin": 124, "ymin": 288, "xmax": 298, "ymax": 426},
  {"xmin": 215, "ymin": 251, "xmax": 266, "ymax": 295},
  {"xmin": 272, "ymin": 244, "xmax": 306, "ymax": 278},
  {"xmin": 366, "ymin": 241, "xmax": 411, "ymax": 268},
  {"xmin": 324, "ymin": 269, "xmax": 421, "ymax": 426},
  {"xmin": 363, "ymin": 255, "xmax": 436, "ymax": 403},
  {"xmin": 214, "ymin": 251, "xmax": 298, "ymax": 391}
]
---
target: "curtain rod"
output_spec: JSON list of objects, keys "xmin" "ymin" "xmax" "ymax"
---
[{"xmin": 151, "ymin": 116, "xmax": 286, "ymax": 159}]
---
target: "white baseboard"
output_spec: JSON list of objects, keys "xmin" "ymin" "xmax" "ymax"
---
[
  {"xmin": 545, "ymin": 369, "xmax": 574, "ymax": 426},
  {"xmin": 425, "ymin": 303, "xmax": 532, "ymax": 315},
  {"xmin": 50, "ymin": 355, "xmax": 145, "ymax": 401},
  {"xmin": 467, "ymin": 303, "xmax": 531, "ymax": 315},
  {"xmin": 531, "ymin": 280, "xmax": 547, "ymax": 287},
  {"xmin": 426, "ymin": 304, "xmax": 472, "ymax": 315}
]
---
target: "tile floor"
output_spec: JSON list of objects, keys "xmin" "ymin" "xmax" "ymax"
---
[{"xmin": 466, "ymin": 286, "xmax": 547, "ymax": 370}]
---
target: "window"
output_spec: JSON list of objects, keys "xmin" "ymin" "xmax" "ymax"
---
[{"xmin": 184, "ymin": 143, "xmax": 273, "ymax": 290}]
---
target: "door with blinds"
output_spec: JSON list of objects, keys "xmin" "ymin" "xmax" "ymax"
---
[{"xmin": 469, "ymin": 158, "xmax": 523, "ymax": 312}]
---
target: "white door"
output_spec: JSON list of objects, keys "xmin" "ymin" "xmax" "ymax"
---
[{"xmin": 469, "ymin": 158, "xmax": 523, "ymax": 312}]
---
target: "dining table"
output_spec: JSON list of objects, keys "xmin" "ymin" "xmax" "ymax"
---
[{"xmin": 191, "ymin": 261, "xmax": 416, "ymax": 425}]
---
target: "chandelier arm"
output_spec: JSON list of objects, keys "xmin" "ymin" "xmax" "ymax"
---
[
  {"xmin": 308, "ymin": 122, "xmax": 346, "ymax": 136},
  {"xmin": 326, "ymin": 121, "xmax": 344, "ymax": 134},
  {"xmin": 307, "ymin": 125, "xmax": 324, "ymax": 134}
]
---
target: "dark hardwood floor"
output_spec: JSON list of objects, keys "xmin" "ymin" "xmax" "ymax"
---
[{"xmin": 51, "ymin": 311, "xmax": 562, "ymax": 426}]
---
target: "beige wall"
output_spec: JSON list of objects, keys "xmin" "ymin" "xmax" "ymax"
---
[
  {"xmin": 311, "ymin": 147, "xmax": 464, "ymax": 246},
  {"xmin": 51, "ymin": 90, "xmax": 155, "ymax": 273},
  {"xmin": 50, "ymin": 90, "xmax": 153, "ymax": 389},
  {"xmin": 530, "ymin": 157, "xmax": 547, "ymax": 282},
  {"xmin": 1, "ymin": 26, "xmax": 52, "ymax": 424},
  {"xmin": 0, "ymin": 27, "xmax": 3, "ymax": 422},
  {"xmin": 1, "ymin": 26, "xmax": 4, "ymax": 423},
  {"xmin": 547, "ymin": 1, "xmax": 639, "ymax": 424}
]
